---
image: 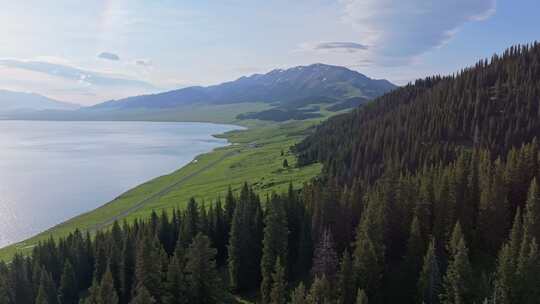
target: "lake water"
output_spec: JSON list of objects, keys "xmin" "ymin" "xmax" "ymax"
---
[{"xmin": 0, "ymin": 121, "xmax": 240, "ymax": 248}]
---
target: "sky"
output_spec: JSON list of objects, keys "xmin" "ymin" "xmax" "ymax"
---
[{"xmin": 0, "ymin": 0, "xmax": 538, "ymax": 105}]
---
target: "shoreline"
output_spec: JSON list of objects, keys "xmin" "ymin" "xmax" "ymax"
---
[
  {"xmin": 0, "ymin": 120, "xmax": 245, "ymax": 250},
  {"xmin": 0, "ymin": 119, "xmax": 322, "ymax": 261}
]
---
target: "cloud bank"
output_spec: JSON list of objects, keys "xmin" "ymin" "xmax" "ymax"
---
[
  {"xmin": 312, "ymin": 42, "xmax": 368, "ymax": 52},
  {"xmin": 302, "ymin": 0, "xmax": 496, "ymax": 66},
  {"xmin": 0, "ymin": 59, "xmax": 158, "ymax": 104}
]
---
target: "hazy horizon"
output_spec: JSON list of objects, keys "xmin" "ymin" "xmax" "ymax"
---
[{"xmin": 0, "ymin": 1, "xmax": 539, "ymax": 105}]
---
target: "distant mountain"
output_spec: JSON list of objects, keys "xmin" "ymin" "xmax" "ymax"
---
[
  {"xmin": 0, "ymin": 90, "xmax": 79, "ymax": 112},
  {"xmin": 91, "ymin": 64, "xmax": 396, "ymax": 110}
]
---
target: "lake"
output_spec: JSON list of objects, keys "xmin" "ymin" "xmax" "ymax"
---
[{"xmin": 0, "ymin": 120, "xmax": 240, "ymax": 248}]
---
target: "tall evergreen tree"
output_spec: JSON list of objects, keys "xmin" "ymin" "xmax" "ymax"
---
[
  {"xmin": 185, "ymin": 233, "xmax": 222, "ymax": 304},
  {"xmin": 418, "ymin": 239, "xmax": 441, "ymax": 304},
  {"xmin": 312, "ymin": 229, "xmax": 338, "ymax": 280},
  {"xmin": 269, "ymin": 258, "xmax": 286, "ymax": 304},
  {"xmin": 261, "ymin": 194, "xmax": 289, "ymax": 304},
  {"xmin": 440, "ymin": 228, "xmax": 473, "ymax": 304},
  {"xmin": 289, "ymin": 283, "xmax": 307, "ymax": 304},
  {"xmin": 35, "ymin": 271, "xmax": 57, "ymax": 304},
  {"xmin": 337, "ymin": 250, "xmax": 355, "ymax": 304},
  {"xmin": 355, "ymin": 289, "xmax": 368, "ymax": 304},
  {"xmin": 129, "ymin": 286, "xmax": 155, "ymax": 304},
  {"xmin": 58, "ymin": 261, "xmax": 78, "ymax": 304}
]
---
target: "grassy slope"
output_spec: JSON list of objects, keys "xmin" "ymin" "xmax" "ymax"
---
[{"xmin": 0, "ymin": 118, "xmax": 323, "ymax": 261}]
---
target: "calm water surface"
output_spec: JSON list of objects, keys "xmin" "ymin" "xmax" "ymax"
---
[{"xmin": 0, "ymin": 121, "xmax": 240, "ymax": 247}]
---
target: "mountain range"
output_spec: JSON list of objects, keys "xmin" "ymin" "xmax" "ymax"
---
[
  {"xmin": 0, "ymin": 90, "xmax": 79, "ymax": 113},
  {"xmin": 0, "ymin": 64, "xmax": 396, "ymax": 122},
  {"xmin": 91, "ymin": 63, "xmax": 395, "ymax": 110}
]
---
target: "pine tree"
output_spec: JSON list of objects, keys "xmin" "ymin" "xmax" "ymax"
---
[
  {"xmin": 269, "ymin": 258, "xmax": 286, "ymax": 304},
  {"xmin": 133, "ymin": 235, "xmax": 162, "ymax": 301},
  {"xmin": 181, "ymin": 198, "xmax": 200, "ymax": 246},
  {"xmin": 35, "ymin": 271, "xmax": 57, "ymax": 304},
  {"xmin": 163, "ymin": 249, "xmax": 188, "ymax": 304},
  {"xmin": 261, "ymin": 194, "xmax": 288, "ymax": 303},
  {"xmin": 228, "ymin": 184, "xmax": 263, "ymax": 291},
  {"xmin": 58, "ymin": 261, "xmax": 78, "ymax": 304},
  {"xmin": 352, "ymin": 192, "xmax": 385, "ymax": 299},
  {"xmin": 440, "ymin": 231, "xmax": 472, "ymax": 304},
  {"xmin": 355, "ymin": 289, "xmax": 368, "ymax": 304},
  {"xmin": 337, "ymin": 250, "xmax": 355, "ymax": 304},
  {"xmin": 82, "ymin": 280, "xmax": 100, "ymax": 304},
  {"xmin": 129, "ymin": 286, "xmax": 155, "ymax": 304},
  {"xmin": 402, "ymin": 216, "xmax": 425, "ymax": 302},
  {"xmin": 283, "ymin": 159, "xmax": 289, "ymax": 168},
  {"xmin": 185, "ymin": 233, "xmax": 222, "ymax": 304},
  {"xmin": 312, "ymin": 229, "xmax": 338, "ymax": 280},
  {"xmin": 289, "ymin": 283, "xmax": 307, "ymax": 304},
  {"xmin": 523, "ymin": 178, "xmax": 540, "ymax": 241},
  {"xmin": 418, "ymin": 239, "xmax": 441, "ymax": 304},
  {"xmin": 306, "ymin": 275, "xmax": 332, "ymax": 304},
  {"xmin": 99, "ymin": 267, "xmax": 119, "ymax": 304}
]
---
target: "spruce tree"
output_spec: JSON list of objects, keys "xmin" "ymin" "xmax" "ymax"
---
[
  {"xmin": 523, "ymin": 178, "xmax": 540, "ymax": 241},
  {"xmin": 185, "ymin": 233, "xmax": 222, "ymax": 304},
  {"xmin": 133, "ymin": 235, "xmax": 162, "ymax": 301},
  {"xmin": 440, "ymin": 235, "xmax": 472, "ymax": 304},
  {"xmin": 289, "ymin": 283, "xmax": 307, "ymax": 304},
  {"xmin": 306, "ymin": 275, "xmax": 332, "ymax": 304},
  {"xmin": 99, "ymin": 267, "xmax": 119, "ymax": 304},
  {"xmin": 269, "ymin": 258, "xmax": 286, "ymax": 304},
  {"xmin": 163, "ymin": 249, "xmax": 188, "ymax": 304},
  {"xmin": 312, "ymin": 229, "xmax": 338, "ymax": 280},
  {"xmin": 337, "ymin": 250, "xmax": 355, "ymax": 304},
  {"xmin": 261, "ymin": 194, "xmax": 288, "ymax": 304},
  {"xmin": 129, "ymin": 286, "xmax": 155, "ymax": 304},
  {"xmin": 58, "ymin": 261, "xmax": 78, "ymax": 304},
  {"xmin": 228, "ymin": 184, "xmax": 263, "ymax": 291},
  {"xmin": 355, "ymin": 289, "xmax": 368, "ymax": 304},
  {"xmin": 35, "ymin": 271, "xmax": 57, "ymax": 304},
  {"xmin": 418, "ymin": 239, "xmax": 441, "ymax": 304}
]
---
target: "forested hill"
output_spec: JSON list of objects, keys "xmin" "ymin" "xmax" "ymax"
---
[
  {"xmin": 2, "ymin": 44, "xmax": 540, "ymax": 304},
  {"xmin": 91, "ymin": 64, "xmax": 395, "ymax": 110},
  {"xmin": 291, "ymin": 43, "xmax": 540, "ymax": 303},
  {"xmin": 296, "ymin": 43, "xmax": 540, "ymax": 184}
]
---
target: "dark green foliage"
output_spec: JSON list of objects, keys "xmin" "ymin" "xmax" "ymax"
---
[
  {"xmin": 129, "ymin": 286, "xmax": 155, "ymax": 304},
  {"xmin": 355, "ymin": 289, "xmax": 368, "ymax": 304},
  {"xmin": 228, "ymin": 184, "xmax": 263, "ymax": 291},
  {"xmin": 440, "ymin": 224, "xmax": 472, "ymax": 304},
  {"xmin": 4, "ymin": 43, "xmax": 540, "ymax": 304},
  {"xmin": 261, "ymin": 194, "xmax": 289, "ymax": 303},
  {"xmin": 289, "ymin": 283, "xmax": 307, "ymax": 304},
  {"xmin": 306, "ymin": 275, "xmax": 333, "ymax": 304},
  {"xmin": 337, "ymin": 250, "xmax": 355, "ymax": 304},
  {"xmin": 35, "ymin": 271, "xmax": 57, "ymax": 304},
  {"xmin": 185, "ymin": 233, "xmax": 222, "ymax": 304},
  {"xmin": 58, "ymin": 261, "xmax": 78, "ymax": 304},
  {"xmin": 269, "ymin": 258, "xmax": 286, "ymax": 304},
  {"xmin": 312, "ymin": 229, "xmax": 338, "ymax": 280},
  {"xmin": 418, "ymin": 239, "xmax": 441, "ymax": 304}
]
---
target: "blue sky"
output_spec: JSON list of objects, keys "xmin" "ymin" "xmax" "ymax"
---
[{"xmin": 0, "ymin": 0, "xmax": 537, "ymax": 105}]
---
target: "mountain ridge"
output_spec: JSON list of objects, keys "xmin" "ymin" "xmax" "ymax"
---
[
  {"xmin": 0, "ymin": 89, "xmax": 79, "ymax": 112},
  {"xmin": 90, "ymin": 63, "xmax": 396, "ymax": 110}
]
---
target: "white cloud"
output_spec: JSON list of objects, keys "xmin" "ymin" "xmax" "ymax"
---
[
  {"xmin": 98, "ymin": 52, "xmax": 120, "ymax": 61},
  {"xmin": 135, "ymin": 59, "xmax": 152, "ymax": 67},
  {"xmin": 0, "ymin": 59, "xmax": 159, "ymax": 104},
  {"xmin": 339, "ymin": 0, "xmax": 496, "ymax": 65},
  {"xmin": 302, "ymin": 41, "xmax": 368, "ymax": 53}
]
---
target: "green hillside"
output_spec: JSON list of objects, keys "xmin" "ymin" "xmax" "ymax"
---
[{"xmin": 0, "ymin": 118, "xmax": 323, "ymax": 261}]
